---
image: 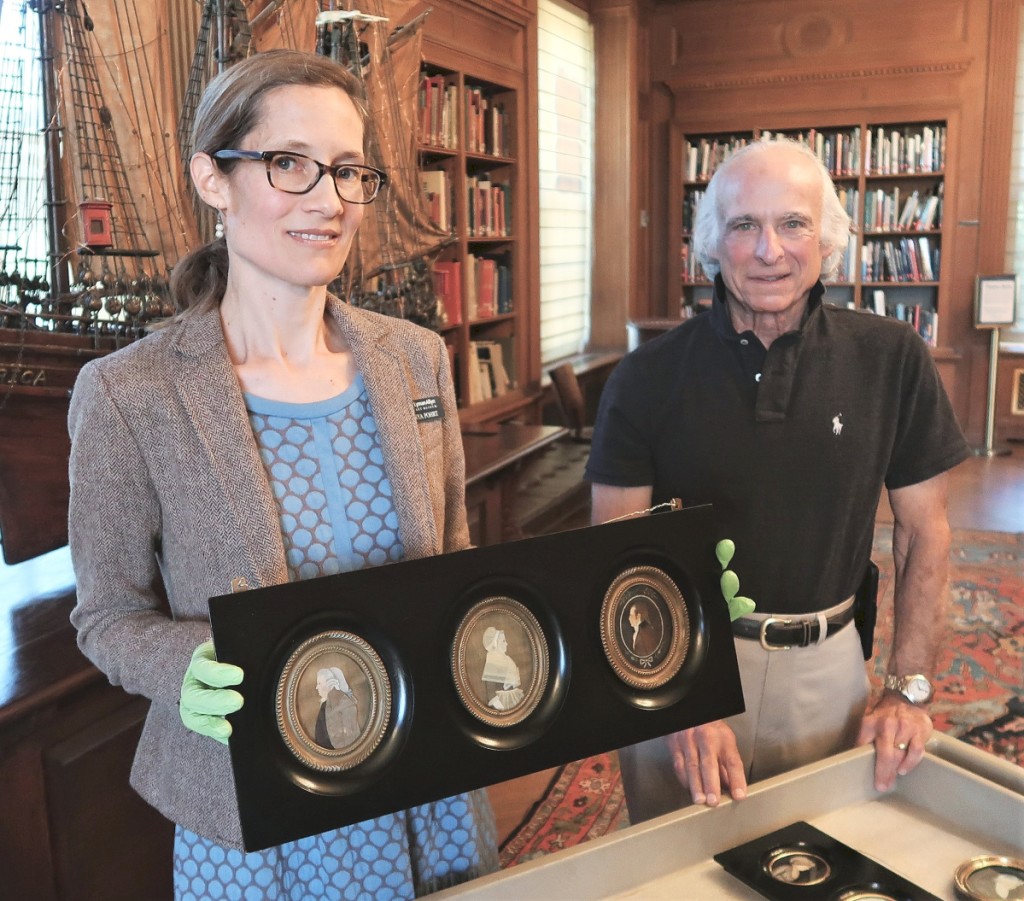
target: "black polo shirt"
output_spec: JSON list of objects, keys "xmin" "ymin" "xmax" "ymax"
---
[{"xmin": 586, "ymin": 279, "xmax": 969, "ymax": 614}]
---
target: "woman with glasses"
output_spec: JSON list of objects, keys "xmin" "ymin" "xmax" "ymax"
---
[{"xmin": 68, "ymin": 49, "xmax": 497, "ymax": 899}]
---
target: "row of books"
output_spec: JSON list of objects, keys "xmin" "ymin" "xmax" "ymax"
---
[
  {"xmin": 465, "ymin": 87, "xmax": 511, "ymax": 157},
  {"xmin": 419, "ymin": 169, "xmax": 453, "ymax": 231},
  {"xmin": 679, "ymin": 241, "xmax": 709, "ymax": 284},
  {"xmin": 467, "ymin": 176, "xmax": 511, "ymax": 237},
  {"xmin": 865, "ymin": 125, "xmax": 945, "ymax": 175},
  {"xmin": 684, "ymin": 123, "xmax": 946, "ymax": 183},
  {"xmin": 837, "ymin": 186, "xmax": 859, "ymax": 221},
  {"xmin": 683, "ymin": 136, "xmax": 749, "ymax": 183},
  {"xmin": 681, "ymin": 189, "xmax": 704, "ymax": 233},
  {"xmin": 467, "ymin": 339, "xmax": 513, "ymax": 403},
  {"xmin": 466, "ymin": 253, "xmax": 512, "ymax": 319},
  {"xmin": 432, "ymin": 261, "xmax": 463, "ymax": 327},
  {"xmin": 861, "ymin": 236, "xmax": 940, "ymax": 283},
  {"xmin": 863, "ymin": 185, "xmax": 943, "ymax": 233},
  {"xmin": 760, "ymin": 127, "xmax": 862, "ymax": 177},
  {"xmin": 867, "ymin": 291, "xmax": 938, "ymax": 347},
  {"xmin": 418, "ymin": 74, "xmax": 458, "ymax": 150},
  {"xmin": 432, "ymin": 256, "xmax": 513, "ymax": 325}
]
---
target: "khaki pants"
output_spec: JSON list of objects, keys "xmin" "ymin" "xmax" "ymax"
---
[{"xmin": 619, "ymin": 621, "xmax": 870, "ymax": 823}]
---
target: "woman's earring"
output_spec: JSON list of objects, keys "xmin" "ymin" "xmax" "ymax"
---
[{"xmin": 214, "ymin": 212, "xmax": 224, "ymax": 240}]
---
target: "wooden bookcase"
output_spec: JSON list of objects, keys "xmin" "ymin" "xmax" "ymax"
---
[
  {"xmin": 418, "ymin": 63, "xmax": 527, "ymax": 420},
  {"xmin": 676, "ymin": 121, "xmax": 947, "ymax": 348}
]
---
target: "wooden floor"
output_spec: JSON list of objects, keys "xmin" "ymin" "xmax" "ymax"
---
[{"xmin": 488, "ymin": 441, "xmax": 1024, "ymax": 844}]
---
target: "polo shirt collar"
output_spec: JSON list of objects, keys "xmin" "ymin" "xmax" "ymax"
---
[
  {"xmin": 708, "ymin": 274, "xmax": 827, "ymax": 342},
  {"xmin": 709, "ymin": 275, "xmax": 828, "ymax": 422}
]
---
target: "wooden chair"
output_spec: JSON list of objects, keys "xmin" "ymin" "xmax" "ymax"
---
[{"xmin": 548, "ymin": 363, "xmax": 593, "ymax": 443}]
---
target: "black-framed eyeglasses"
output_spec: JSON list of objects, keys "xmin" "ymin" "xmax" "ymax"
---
[{"xmin": 212, "ymin": 150, "xmax": 387, "ymax": 204}]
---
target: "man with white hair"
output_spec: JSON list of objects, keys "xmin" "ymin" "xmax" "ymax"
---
[{"xmin": 586, "ymin": 138, "xmax": 968, "ymax": 821}]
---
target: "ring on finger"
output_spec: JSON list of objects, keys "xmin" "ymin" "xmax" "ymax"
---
[{"xmin": 896, "ymin": 741, "xmax": 908, "ymax": 751}]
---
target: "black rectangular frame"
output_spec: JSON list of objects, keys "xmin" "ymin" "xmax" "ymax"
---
[{"xmin": 209, "ymin": 506, "xmax": 744, "ymax": 851}]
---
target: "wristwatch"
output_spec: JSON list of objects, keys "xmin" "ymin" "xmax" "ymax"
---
[{"xmin": 884, "ymin": 673, "xmax": 934, "ymax": 705}]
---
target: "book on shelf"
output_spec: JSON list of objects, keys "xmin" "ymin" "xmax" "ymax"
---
[
  {"xmin": 419, "ymin": 169, "xmax": 451, "ymax": 231},
  {"xmin": 476, "ymin": 257, "xmax": 496, "ymax": 318},
  {"xmin": 496, "ymin": 263, "xmax": 512, "ymax": 314},
  {"xmin": 431, "ymin": 261, "xmax": 462, "ymax": 327},
  {"xmin": 892, "ymin": 304, "xmax": 938, "ymax": 347},
  {"xmin": 872, "ymin": 289, "xmax": 886, "ymax": 316},
  {"xmin": 418, "ymin": 74, "xmax": 457, "ymax": 149},
  {"xmin": 468, "ymin": 340, "xmax": 511, "ymax": 403},
  {"xmin": 465, "ymin": 253, "xmax": 478, "ymax": 320}
]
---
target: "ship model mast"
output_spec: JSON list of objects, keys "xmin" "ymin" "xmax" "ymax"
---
[{"xmin": 0, "ymin": 0, "xmax": 449, "ymax": 565}]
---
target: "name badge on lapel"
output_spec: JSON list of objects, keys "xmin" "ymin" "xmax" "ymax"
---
[{"xmin": 413, "ymin": 396, "xmax": 444, "ymax": 422}]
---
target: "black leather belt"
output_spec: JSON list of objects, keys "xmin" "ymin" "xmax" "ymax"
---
[{"xmin": 732, "ymin": 603, "xmax": 856, "ymax": 651}]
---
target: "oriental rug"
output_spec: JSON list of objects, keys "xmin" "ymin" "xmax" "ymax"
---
[
  {"xmin": 500, "ymin": 527, "xmax": 1023, "ymax": 869},
  {"xmin": 869, "ymin": 525, "xmax": 1023, "ymax": 768}
]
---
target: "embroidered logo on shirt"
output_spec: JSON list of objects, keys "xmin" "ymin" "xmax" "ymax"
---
[
  {"xmin": 832, "ymin": 413, "xmax": 844, "ymax": 436},
  {"xmin": 414, "ymin": 396, "xmax": 444, "ymax": 422}
]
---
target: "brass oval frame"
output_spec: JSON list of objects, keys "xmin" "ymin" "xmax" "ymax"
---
[
  {"xmin": 276, "ymin": 630, "xmax": 391, "ymax": 773},
  {"xmin": 953, "ymin": 855, "xmax": 1024, "ymax": 901},
  {"xmin": 451, "ymin": 596, "xmax": 549, "ymax": 728},
  {"xmin": 600, "ymin": 565, "xmax": 690, "ymax": 690}
]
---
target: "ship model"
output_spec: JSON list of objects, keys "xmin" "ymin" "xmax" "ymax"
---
[{"xmin": 0, "ymin": 0, "xmax": 449, "ymax": 564}]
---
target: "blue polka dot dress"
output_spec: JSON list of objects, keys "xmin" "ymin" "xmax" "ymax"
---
[{"xmin": 173, "ymin": 375, "xmax": 498, "ymax": 900}]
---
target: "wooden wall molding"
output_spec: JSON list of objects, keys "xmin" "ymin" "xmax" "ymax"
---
[{"xmin": 665, "ymin": 61, "xmax": 972, "ymax": 94}]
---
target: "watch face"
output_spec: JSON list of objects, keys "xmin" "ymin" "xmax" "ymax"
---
[{"xmin": 906, "ymin": 675, "xmax": 932, "ymax": 702}]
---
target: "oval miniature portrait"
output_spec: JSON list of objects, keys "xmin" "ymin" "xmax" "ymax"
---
[
  {"xmin": 600, "ymin": 565, "xmax": 690, "ymax": 689},
  {"xmin": 451, "ymin": 596, "xmax": 549, "ymax": 728},
  {"xmin": 761, "ymin": 846, "xmax": 832, "ymax": 887},
  {"xmin": 276, "ymin": 630, "xmax": 391, "ymax": 772}
]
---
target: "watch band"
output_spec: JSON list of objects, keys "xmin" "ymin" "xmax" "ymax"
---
[{"xmin": 884, "ymin": 673, "xmax": 934, "ymax": 705}]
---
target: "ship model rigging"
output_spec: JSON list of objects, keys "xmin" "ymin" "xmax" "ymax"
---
[{"xmin": 0, "ymin": 0, "xmax": 451, "ymax": 564}]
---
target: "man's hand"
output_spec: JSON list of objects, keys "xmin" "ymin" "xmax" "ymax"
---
[
  {"xmin": 180, "ymin": 640, "xmax": 244, "ymax": 744},
  {"xmin": 856, "ymin": 693, "xmax": 933, "ymax": 791},
  {"xmin": 666, "ymin": 721, "xmax": 748, "ymax": 807}
]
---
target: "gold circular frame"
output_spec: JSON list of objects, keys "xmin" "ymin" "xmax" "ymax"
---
[
  {"xmin": 276, "ymin": 630, "xmax": 391, "ymax": 772},
  {"xmin": 954, "ymin": 856, "xmax": 1024, "ymax": 901},
  {"xmin": 834, "ymin": 889, "xmax": 902, "ymax": 901},
  {"xmin": 600, "ymin": 565, "xmax": 690, "ymax": 689},
  {"xmin": 761, "ymin": 846, "xmax": 832, "ymax": 887},
  {"xmin": 451, "ymin": 596, "xmax": 549, "ymax": 728}
]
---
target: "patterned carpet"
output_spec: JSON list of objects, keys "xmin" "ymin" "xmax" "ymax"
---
[
  {"xmin": 500, "ymin": 527, "xmax": 1023, "ymax": 869},
  {"xmin": 869, "ymin": 525, "xmax": 1023, "ymax": 766}
]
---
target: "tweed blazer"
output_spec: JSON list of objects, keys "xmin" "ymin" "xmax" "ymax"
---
[{"xmin": 68, "ymin": 297, "xmax": 469, "ymax": 848}]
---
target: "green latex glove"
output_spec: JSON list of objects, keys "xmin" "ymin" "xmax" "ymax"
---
[
  {"xmin": 179, "ymin": 640, "xmax": 244, "ymax": 745},
  {"xmin": 715, "ymin": 539, "xmax": 756, "ymax": 622}
]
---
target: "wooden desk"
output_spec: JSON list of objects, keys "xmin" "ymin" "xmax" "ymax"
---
[
  {"xmin": 0, "ymin": 548, "xmax": 173, "ymax": 900},
  {"xmin": 462, "ymin": 423, "xmax": 568, "ymax": 546}
]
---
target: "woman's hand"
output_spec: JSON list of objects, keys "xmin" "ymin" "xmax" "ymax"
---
[{"xmin": 179, "ymin": 640, "xmax": 244, "ymax": 744}]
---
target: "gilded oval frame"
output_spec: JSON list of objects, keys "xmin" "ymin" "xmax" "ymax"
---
[
  {"xmin": 600, "ymin": 565, "xmax": 690, "ymax": 689},
  {"xmin": 276, "ymin": 630, "xmax": 391, "ymax": 773},
  {"xmin": 451, "ymin": 596, "xmax": 549, "ymax": 728}
]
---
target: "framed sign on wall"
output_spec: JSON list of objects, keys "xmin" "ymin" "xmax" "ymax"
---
[{"xmin": 974, "ymin": 275, "xmax": 1018, "ymax": 328}]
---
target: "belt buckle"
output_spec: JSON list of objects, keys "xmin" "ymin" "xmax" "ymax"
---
[{"xmin": 759, "ymin": 616, "xmax": 794, "ymax": 651}]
